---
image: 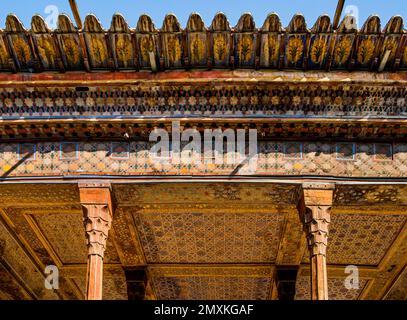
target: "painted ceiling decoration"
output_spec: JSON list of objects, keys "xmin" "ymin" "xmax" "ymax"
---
[{"xmin": 0, "ymin": 12, "xmax": 405, "ymax": 73}]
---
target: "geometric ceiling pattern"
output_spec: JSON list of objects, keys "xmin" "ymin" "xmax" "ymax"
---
[
  {"xmin": 133, "ymin": 211, "xmax": 285, "ymax": 264},
  {"xmin": 0, "ymin": 182, "xmax": 406, "ymax": 300}
]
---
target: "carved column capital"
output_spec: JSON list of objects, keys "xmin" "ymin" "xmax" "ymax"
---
[
  {"xmin": 82, "ymin": 204, "xmax": 112, "ymax": 258},
  {"xmin": 304, "ymin": 205, "xmax": 331, "ymax": 257}
]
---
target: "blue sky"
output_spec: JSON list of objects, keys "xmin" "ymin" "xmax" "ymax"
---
[{"xmin": 0, "ymin": 0, "xmax": 405, "ymax": 29}]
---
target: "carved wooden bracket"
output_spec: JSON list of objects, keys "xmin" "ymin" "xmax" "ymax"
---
[
  {"xmin": 304, "ymin": 206, "xmax": 331, "ymax": 257},
  {"xmin": 82, "ymin": 204, "xmax": 112, "ymax": 258}
]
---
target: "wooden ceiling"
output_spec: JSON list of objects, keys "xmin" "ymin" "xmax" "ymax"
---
[
  {"xmin": 0, "ymin": 12, "xmax": 405, "ymax": 73},
  {"xmin": 0, "ymin": 182, "xmax": 405, "ymax": 300}
]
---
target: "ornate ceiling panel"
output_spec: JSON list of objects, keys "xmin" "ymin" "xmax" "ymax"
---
[
  {"xmin": 0, "ymin": 219, "xmax": 59, "ymax": 299},
  {"xmin": 295, "ymin": 276, "xmax": 368, "ymax": 300},
  {"xmin": 302, "ymin": 214, "xmax": 406, "ymax": 266},
  {"xmin": 72, "ymin": 271, "xmax": 128, "ymax": 300},
  {"xmin": 133, "ymin": 211, "xmax": 285, "ymax": 264},
  {"xmin": 0, "ymin": 184, "xmax": 79, "ymax": 206},
  {"xmin": 113, "ymin": 183, "xmax": 300, "ymax": 206},
  {"xmin": 334, "ymin": 185, "xmax": 407, "ymax": 206},
  {"xmin": 0, "ymin": 12, "xmax": 405, "ymax": 73},
  {"xmin": 149, "ymin": 266, "xmax": 273, "ymax": 300},
  {"xmin": 33, "ymin": 212, "xmax": 120, "ymax": 264},
  {"xmin": 385, "ymin": 267, "xmax": 407, "ymax": 300}
]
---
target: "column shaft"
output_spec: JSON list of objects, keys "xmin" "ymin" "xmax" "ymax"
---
[{"xmin": 80, "ymin": 183, "xmax": 113, "ymax": 300}]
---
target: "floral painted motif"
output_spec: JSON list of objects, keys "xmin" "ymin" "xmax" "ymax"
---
[
  {"xmin": 13, "ymin": 38, "xmax": 31, "ymax": 65},
  {"xmin": 287, "ymin": 37, "xmax": 303, "ymax": 64},
  {"xmin": 213, "ymin": 35, "xmax": 227, "ymax": 62},
  {"xmin": 382, "ymin": 37, "xmax": 398, "ymax": 62},
  {"xmin": 140, "ymin": 36, "xmax": 154, "ymax": 62},
  {"xmin": 238, "ymin": 35, "xmax": 253, "ymax": 63},
  {"xmin": 190, "ymin": 34, "xmax": 204, "ymax": 64},
  {"xmin": 403, "ymin": 46, "xmax": 407, "ymax": 65},
  {"xmin": 264, "ymin": 34, "xmax": 279, "ymax": 63},
  {"xmin": 116, "ymin": 36, "xmax": 132, "ymax": 67},
  {"xmin": 0, "ymin": 39, "xmax": 8, "ymax": 66},
  {"xmin": 90, "ymin": 36, "xmax": 106, "ymax": 64},
  {"xmin": 167, "ymin": 36, "xmax": 181, "ymax": 64},
  {"xmin": 37, "ymin": 37, "xmax": 56, "ymax": 67},
  {"xmin": 310, "ymin": 37, "xmax": 327, "ymax": 64},
  {"xmin": 63, "ymin": 36, "xmax": 80, "ymax": 66},
  {"xmin": 357, "ymin": 38, "xmax": 375, "ymax": 65},
  {"xmin": 334, "ymin": 37, "xmax": 352, "ymax": 65}
]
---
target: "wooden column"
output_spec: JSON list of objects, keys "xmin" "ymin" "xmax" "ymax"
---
[
  {"xmin": 302, "ymin": 183, "xmax": 334, "ymax": 300},
  {"xmin": 79, "ymin": 182, "xmax": 114, "ymax": 300}
]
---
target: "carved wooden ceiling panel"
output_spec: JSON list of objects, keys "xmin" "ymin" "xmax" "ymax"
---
[
  {"xmin": 33, "ymin": 212, "xmax": 120, "ymax": 264},
  {"xmin": 149, "ymin": 266, "xmax": 273, "ymax": 300},
  {"xmin": 0, "ymin": 184, "xmax": 79, "ymax": 206},
  {"xmin": 0, "ymin": 219, "xmax": 59, "ymax": 299},
  {"xmin": 113, "ymin": 183, "xmax": 300, "ymax": 206},
  {"xmin": 302, "ymin": 214, "xmax": 406, "ymax": 266},
  {"xmin": 295, "ymin": 276, "xmax": 368, "ymax": 300},
  {"xmin": 133, "ymin": 211, "xmax": 285, "ymax": 264},
  {"xmin": 73, "ymin": 272, "xmax": 128, "ymax": 300},
  {"xmin": 0, "ymin": 182, "xmax": 406, "ymax": 300},
  {"xmin": 385, "ymin": 267, "xmax": 407, "ymax": 300},
  {"xmin": 334, "ymin": 185, "xmax": 407, "ymax": 206}
]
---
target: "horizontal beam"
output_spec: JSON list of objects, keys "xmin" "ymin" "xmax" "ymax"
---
[{"xmin": 0, "ymin": 70, "xmax": 405, "ymax": 87}]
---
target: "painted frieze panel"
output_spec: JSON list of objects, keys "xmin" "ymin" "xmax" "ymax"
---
[
  {"xmin": 136, "ymin": 14, "xmax": 159, "ymax": 70},
  {"xmin": 83, "ymin": 14, "xmax": 110, "ymax": 69},
  {"xmin": 0, "ymin": 31, "xmax": 11, "ymax": 71},
  {"xmin": 161, "ymin": 14, "xmax": 183, "ymax": 69},
  {"xmin": 307, "ymin": 15, "xmax": 332, "ymax": 69},
  {"xmin": 285, "ymin": 14, "xmax": 308, "ymax": 68},
  {"xmin": 354, "ymin": 15, "xmax": 381, "ymax": 69},
  {"xmin": 259, "ymin": 13, "xmax": 283, "ymax": 68},
  {"xmin": 210, "ymin": 12, "xmax": 231, "ymax": 67},
  {"xmin": 5, "ymin": 15, "xmax": 37, "ymax": 71},
  {"xmin": 380, "ymin": 16, "xmax": 404, "ymax": 70},
  {"xmin": 109, "ymin": 13, "xmax": 136, "ymax": 69},
  {"xmin": 234, "ymin": 13, "xmax": 256, "ymax": 68},
  {"xmin": 31, "ymin": 15, "xmax": 59, "ymax": 70},
  {"xmin": 331, "ymin": 15, "xmax": 357, "ymax": 69},
  {"xmin": 55, "ymin": 14, "xmax": 83, "ymax": 70},
  {"xmin": 186, "ymin": 13, "xmax": 207, "ymax": 67}
]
